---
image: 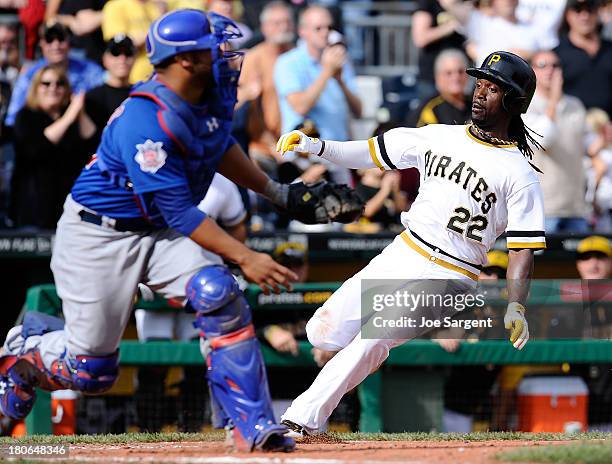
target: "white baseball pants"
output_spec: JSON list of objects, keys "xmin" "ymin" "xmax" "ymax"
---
[{"xmin": 281, "ymin": 232, "xmax": 476, "ymax": 431}]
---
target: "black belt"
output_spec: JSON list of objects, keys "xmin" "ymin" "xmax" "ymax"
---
[
  {"xmin": 78, "ymin": 210, "xmax": 153, "ymax": 232},
  {"xmin": 410, "ymin": 229, "xmax": 483, "ymax": 271}
]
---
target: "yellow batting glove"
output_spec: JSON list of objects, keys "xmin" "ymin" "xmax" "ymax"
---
[
  {"xmin": 276, "ymin": 130, "xmax": 321, "ymax": 156},
  {"xmin": 504, "ymin": 302, "xmax": 529, "ymax": 350}
]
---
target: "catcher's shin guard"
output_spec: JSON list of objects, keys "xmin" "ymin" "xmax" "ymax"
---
[
  {"xmin": 0, "ymin": 312, "xmax": 119, "ymax": 420},
  {"xmin": 188, "ymin": 266, "xmax": 294, "ymax": 452},
  {"xmin": 206, "ymin": 333, "xmax": 294, "ymax": 451}
]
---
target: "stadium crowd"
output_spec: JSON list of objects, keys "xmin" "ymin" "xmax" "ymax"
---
[{"xmin": 0, "ymin": 0, "xmax": 609, "ymax": 234}]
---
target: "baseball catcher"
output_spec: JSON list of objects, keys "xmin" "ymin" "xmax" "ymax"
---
[{"xmin": 0, "ymin": 9, "xmax": 360, "ymax": 448}]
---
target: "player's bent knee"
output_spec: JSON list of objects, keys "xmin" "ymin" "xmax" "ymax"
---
[{"xmin": 306, "ymin": 316, "xmax": 343, "ymax": 351}]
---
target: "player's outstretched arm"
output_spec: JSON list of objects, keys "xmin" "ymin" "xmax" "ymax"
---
[
  {"xmin": 190, "ymin": 217, "xmax": 298, "ymax": 294},
  {"xmin": 276, "ymin": 130, "xmax": 378, "ymax": 170},
  {"xmin": 219, "ymin": 142, "xmax": 364, "ymax": 224},
  {"xmin": 504, "ymin": 249, "xmax": 534, "ymax": 350}
]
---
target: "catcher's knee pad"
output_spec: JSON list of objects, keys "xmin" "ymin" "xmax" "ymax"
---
[
  {"xmin": 21, "ymin": 311, "xmax": 65, "ymax": 338},
  {"xmin": 53, "ymin": 352, "xmax": 120, "ymax": 394},
  {"xmin": 2, "ymin": 348, "xmax": 119, "ymax": 401},
  {"xmin": 22, "ymin": 311, "xmax": 119, "ymax": 393},
  {"xmin": 1, "ymin": 311, "xmax": 119, "ymax": 415},
  {"xmin": 187, "ymin": 266, "xmax": 293, "ymax": 452},
  {"xmin": 187, "ymin": 266, "xmax": 252, "ymax": 337}
]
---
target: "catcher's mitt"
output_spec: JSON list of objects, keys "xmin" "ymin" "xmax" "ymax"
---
[{"xmin": 286, "ymin": 181, "xmax": 363, "ymax": 224}]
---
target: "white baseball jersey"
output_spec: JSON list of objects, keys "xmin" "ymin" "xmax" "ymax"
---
[
  {"xmin": 198, "ymin": 173, "xmax": 246, "ymax": 227},
  {"xmin": 367, "ymin": 124, "xmax": 546, "ymax": 268}
]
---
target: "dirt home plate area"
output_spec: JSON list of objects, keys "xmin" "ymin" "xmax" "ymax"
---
[{"xmin": 11, "ymin": 438, "xmax": 581, "ymax": 464}]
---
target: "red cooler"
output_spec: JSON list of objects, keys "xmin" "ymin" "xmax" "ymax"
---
[{"xmin": 518, "ymin": 376, "xmax": 588, "ymax": 432}]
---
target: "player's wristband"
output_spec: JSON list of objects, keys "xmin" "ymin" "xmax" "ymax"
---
[
  {"xmin": 315, "ymin": 140, "xmax": 326, "ymax": 157},
  {"xmin": 264, "ymin": 180, "xmax": 289, "ymax": 207}
]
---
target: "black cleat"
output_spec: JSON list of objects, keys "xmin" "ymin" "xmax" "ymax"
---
[
  {"xmin": 0, "ymin": 412, "xmax": 17, "ymax": 437},
  {"xmin": 281, "ymin": 419, "xmax": 310, "ymax": 440},
  {"xmin": 259, "ymin": 432, "xmax": 296, "ymax": 452}
]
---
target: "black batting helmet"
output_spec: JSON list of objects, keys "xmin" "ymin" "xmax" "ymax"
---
[{"xmin": 467, "ymin": 51, "xmax": 536, "ymax": 115}]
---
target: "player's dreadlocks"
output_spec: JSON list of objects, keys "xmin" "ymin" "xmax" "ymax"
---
[{"xmin": 508, "ymin": 114, "xmax": 543, "ymax": 161}]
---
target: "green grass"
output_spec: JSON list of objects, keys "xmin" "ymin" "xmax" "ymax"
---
[
  {"xmin": 0, "ymin": 431, "xmax": 609, "ymax": 445},
  {"xmin": 498, "ymin": 440, "xmax": 612, "ymax": 464},
  {"xmin": 330, "ymin": 431, "xmax": 610, "ymax": 442}
]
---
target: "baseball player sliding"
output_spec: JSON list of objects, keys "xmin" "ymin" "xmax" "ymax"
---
[
  {"xmin": 277, "ymin": 51, "xmax": 546, "ymax": 436},
  {"xmin": 0, "ymin": 9, "xmax": 361, "ymax": 449}
]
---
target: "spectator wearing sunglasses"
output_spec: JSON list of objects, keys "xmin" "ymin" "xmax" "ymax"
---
[
  {"xmin": 555, "ymin": 0, "xmax": 612, "ymax": 117},
  {"xmin": 101, "ymin": 0, "xmax": 167, "ymax": 84},
  {"xmin": 45, "ymin": 0, "xmax": 107, "ymax": 64},
  {"xmin": 9, "ymin": 64, "xmax": 97, "ymax": 229},
  {"xmin": 4, "ymin": 22, "xmax": 104, "ymax": 127},
  {"xmin": 523, "ymin": 49, "xmax": 589, "ymax": 233},
  {"xmin": 85, "ymin": 35, "xmax": 135, "ymax": 139}
]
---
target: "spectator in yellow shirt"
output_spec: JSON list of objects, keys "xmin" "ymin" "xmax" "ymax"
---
[
  {"xmin": 168, "ymin": 0, "xmax": 206, "ymax": 10},
  {"xmin": 101, "ymin": 0, "xmax": 166, "ymax": 83}
]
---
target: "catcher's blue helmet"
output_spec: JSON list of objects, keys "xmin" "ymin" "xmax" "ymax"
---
[{"xmin": 146, "ymin": 9, "xmax": 241, "ymax": 65}]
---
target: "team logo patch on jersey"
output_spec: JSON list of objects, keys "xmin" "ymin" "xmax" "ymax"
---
[{"xmin": 135, "ymin": 140, "xmax": 167, "ymax": 174}]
